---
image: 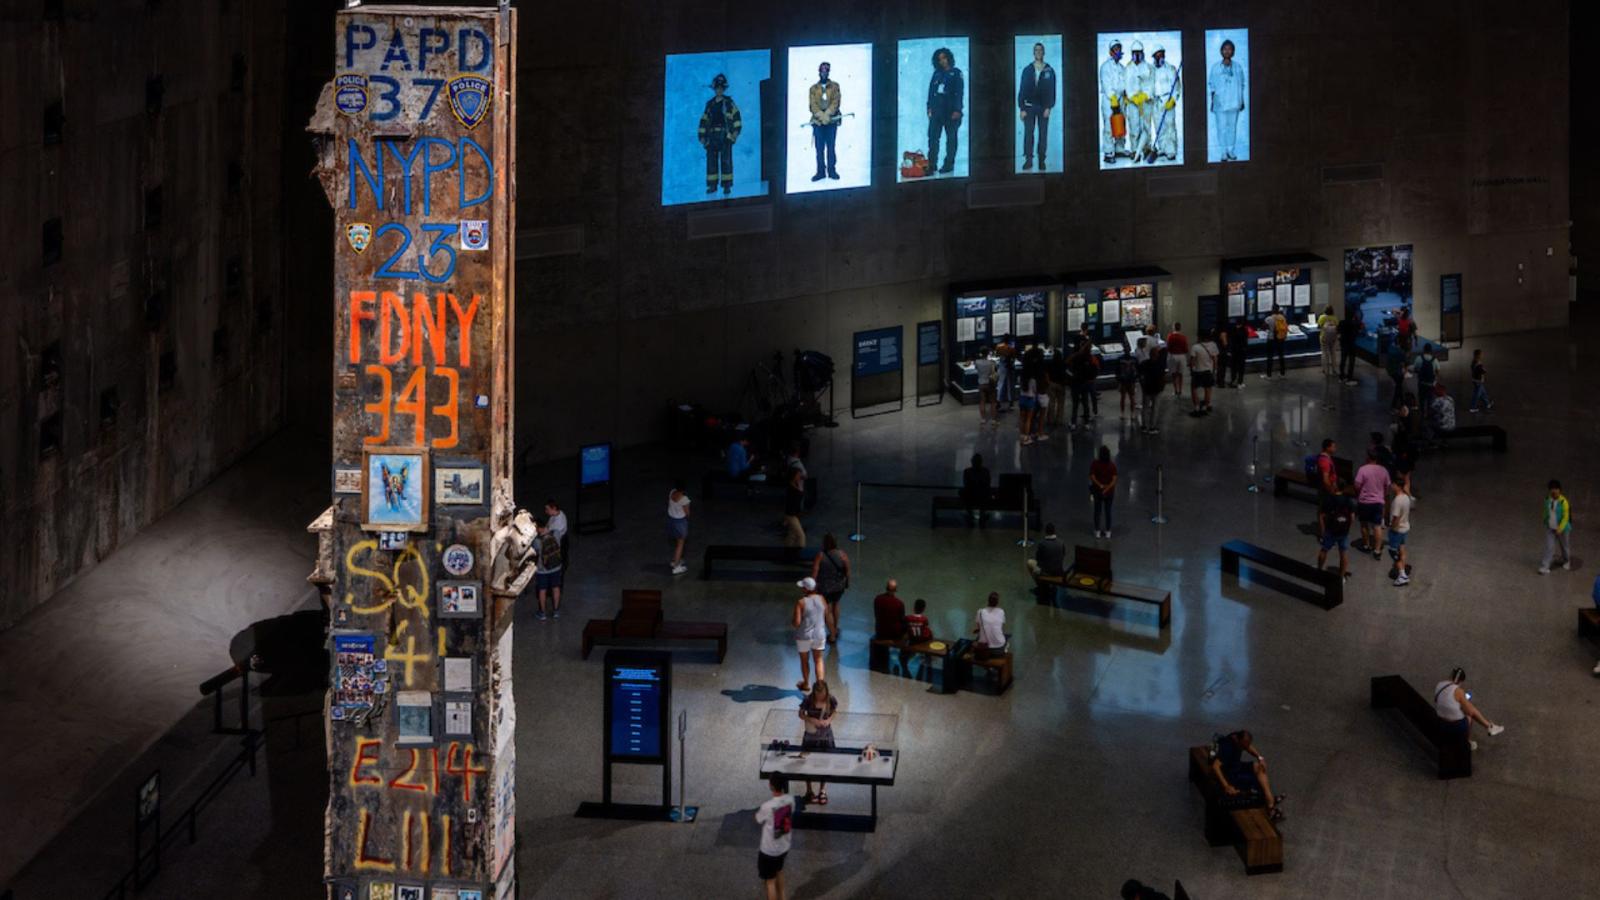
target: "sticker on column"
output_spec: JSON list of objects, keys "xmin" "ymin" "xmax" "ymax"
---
[
  {"xmin": 448, "ymin": 75, "xmax": 493, "ymax": 129},
  {"xmin": 334, "ymin": 74, "xmax": 368, "ymax": 116},
  {"xmin": 460, "ymin": 219, "xmax": 489, "ymax": 251},
  {"xmin": 346, "ymin": 223, "xmax": 372, "ymax": 254},
  {"xmin": 443, "ymin": 543, "xmax": 475, "ymax": 576}
]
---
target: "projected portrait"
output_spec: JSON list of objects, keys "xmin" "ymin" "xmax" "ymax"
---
[
  {"xmin": 1205, "ymin": 29, "xmax": 1250, "ymax": 163},
  {"xmin": 897, "ymin": 37, "xmax": 969, "ymax": 182},
  {"xmin": 1095, "ymin": 31, "xmax": 1183, "ymax": 170},
  {"xmin": 1014, "ymin": 35, "xmax": 1062, "ymax": 174},
  {"xmin": 661, "ymin": 49, "xmax": 770, "ymax": 205},
  {"xmin": 787, "ymin": 43, "xmax": 873, "ymax": 194}
]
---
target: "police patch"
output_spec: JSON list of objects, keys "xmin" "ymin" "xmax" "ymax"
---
[
  {"xmin": 447, "ymin": 75, "xmax": 492, "ymax": 129},
  {"xmin": 334, "ymin": 74, "xmax": 368, "ymax": 116},
  {"xmin": 346, "ymin": 223, "xmax": 373, "ymax": 254},
  {"xmin": 460, "ymin": 219, "xmax": 489, "ymax": 251}
]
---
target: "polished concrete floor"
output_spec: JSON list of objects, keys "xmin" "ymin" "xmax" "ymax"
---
[{"xmin": 6, "ymin": 325, "xmax": 1600, "ymax": 898}]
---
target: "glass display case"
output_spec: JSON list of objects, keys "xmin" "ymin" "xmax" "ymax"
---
[{"xmin": 758, "ymin": 709, "xmax": 899, "ymax": 786}]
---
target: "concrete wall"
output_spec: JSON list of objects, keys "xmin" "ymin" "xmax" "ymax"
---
[
  {"xmin": 0, "ymin": 0, "xmax": 289, "ymax": 629},
  {"xmin": 511, "ymin": 0, "xmax": 1570, "ymax": 462}
]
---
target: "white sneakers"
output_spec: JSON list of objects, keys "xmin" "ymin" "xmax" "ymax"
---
[
  {"xmin": 1538, "ymin": 567, "xmax": 1550, "ymax": 575},
  {"xmin": 670, "ymin": 562, "xmax": 688, "ymax": 576},
  {"xmin": 1592, "ymin": 660, "xmax": 1600, "ymax": 676},
  {"xmin": 1487, "ymin": 724, "xmax": 1506, "ymax": 737}
]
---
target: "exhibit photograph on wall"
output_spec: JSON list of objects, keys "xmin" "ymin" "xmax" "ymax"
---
[
  {"xmin": 1013, "ymin": 35, "xmax": 1062, "ymax": 173},
  {"xmin": 1344, "ymin": 245, "xmax": 1414, "ymax": 325},
  {"xmin": 787, "ymin": 43, "xmax": 873, "ymax": 193},
  {"xmin": 661, "ymin": 49, "xmax": 770, "ymax": 205},
  {"xmin": 1095, "ymin": 31, "xmax": 1183, "ymax": 169},
  {"xmin": 1204, "ymin": 29, "xmax": 1249, "ymax": 163},
  {"xmin": 897, "ymin": 37, "xmax": 969, "ymax": 182}
]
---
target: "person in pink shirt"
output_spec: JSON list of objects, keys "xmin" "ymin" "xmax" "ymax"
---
[{"xmin": 1352, "ymin": 448, "xmax": 1392, "ymax": 560}]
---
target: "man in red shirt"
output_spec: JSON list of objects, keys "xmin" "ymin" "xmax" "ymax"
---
[
  {"xmin": 872, "ymin": 578, "xmax": 906, "ymax": 641},
  {"xmin": 1317, "ymin": 438, "xmax": 1339, "ymax": 495},
  {"xmin": 1164, "ymin": 323, "xmax": 1189, "ymax": 396}
]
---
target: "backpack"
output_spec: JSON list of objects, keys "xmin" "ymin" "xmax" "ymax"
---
[
  {"xmin": 1304, "ymin": 454, "xmax": 1321, "ymax": 482},
  {"xmin": 539, "ymin": 532, "xmax": 562, "ymax": 569},
  {"xmin": 1117, "ymin": 356, "xmax": 1138, "ymax": 382},
  {"xmin": 1273, "ymin": 316, "xmax": 1289, "ymax": 340}
]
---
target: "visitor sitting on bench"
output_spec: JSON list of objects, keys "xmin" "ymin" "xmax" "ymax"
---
[
  {"xmin": 1211, "ymin": 730, "xmax": 1285, "ymax": 822},
  {"xmin": 1435, "ymin": 667, "xmax": 1506, "ymax": 751},
  {"xmin": 1120, "ymin": 880, "xmax": 1173, "ymax": 900},
  {"xmin": 905, "ymin": 599, "xmax": 931, "ymax": 642},
  {"xmin": 726, "ymin": 437, "xmax": 764, "ymax": 482},
  {"xmin": 963, "ymin": 454, "xmax": 992, "ymax": 524},
  {"xmin": 973, "ymin": 592, "xmax": 1007, "ymax": 660},
  {"xmin": 1029, "ymin": 523, "xmax": 1067, "ymax": 580},
  {"xmin": 873, "ymin": 579, "xmax": 906, "ymax": 643}
]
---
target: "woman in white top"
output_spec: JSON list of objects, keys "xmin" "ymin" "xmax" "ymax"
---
[
  {"xmin": 793, "ymin": 577, "xmax": 829, "ymax": 692},
  {"xmin": 1434, "ymin": 667, "xmax": 1505, "ymax": 751},
  {"xmin": 666, "ymin": 480, "xmax": 691, "ymax": 575},
  {"xmin": 973, "ymin": 591, "xmax": 1007, "ymax": 660}
]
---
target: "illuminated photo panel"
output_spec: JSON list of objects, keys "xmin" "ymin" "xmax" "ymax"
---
[
  {"xmin": 661, "ymin": 49, "xmax": 771, "ymax": 205},
  {"xmin": 1095, "ymin": 31, "xmax": 1183, "ymax": 170},
  {"xmin": 896, "ymin": 37, "xmax": 969, "ymax": 182},
  {"xmin": 1204, "ymin": 29, "xmax": 1250, "ymax": 163},
  {"xmin": 1013, "ymin": 35, "xmax": 1063, "ymax": 174},
  {"xmin": 787, "ymin": 43, "xmax": 873, "ymax": 193}
]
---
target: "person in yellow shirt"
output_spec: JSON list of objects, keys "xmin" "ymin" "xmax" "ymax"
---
[{"xmin": 1316, "ymin": 306, "xmax": 1340, "ymax": 376}]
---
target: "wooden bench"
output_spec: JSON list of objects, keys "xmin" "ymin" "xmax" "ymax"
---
[
  {"xmin": 701, "ymin": 545, "xmax": 819, "ymax": 580},
  {"xmin": 930, "ymin": 493, "xmax": 1041, "ymax": 528},
  {"xmin": 1273, "ymin": 455, "xmax": 1354, "ymax": 499},
  {"xmin": 1370, "ymin": 675, "xmax": 1471, "ymax": 779},
  {"xmin": 580, "ymin": 589, "xmax": 728, "ymax": 662},
  {"xmin": 868, "ymin": 637, "xmax": 947, "ymax": 677},
  {"xmin": 956, "ymin": 648, "xmax": 1014, "ymax": 693},
  {"xmin": 1579, "ymin": 608, "xmax": 1600, "ymax": 643},
  {"xmin": 1187, "ymin": 746, "xmax": 1283, "ymax": 875},
  {"xmin": 1437, "ymin": 423, "xmax": 1507, "ymax": 452},
  {"xmin": 1220, "ymin": 539, "xmax": 1343, "ymax": 610}
]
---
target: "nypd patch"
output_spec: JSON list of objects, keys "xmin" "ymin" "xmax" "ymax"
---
[
  {"xmin": 346, "ymin": 223, "xmax": 373, "ymax": 254},
  {"xmin": 334, "ymin": 74, "xmax": 368, "ymax": 116},
  {"xmin": 460, "ymin": 219, "xmax": 489, "ymax": 251},
  {"xmin": 447, "ymin": 75, "xmax": 492, "ymax": 130}
]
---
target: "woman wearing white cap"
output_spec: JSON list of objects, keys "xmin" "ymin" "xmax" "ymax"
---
[{"xmin": 792, "ymin": 577, "xmax": 829, "ymax": 692}]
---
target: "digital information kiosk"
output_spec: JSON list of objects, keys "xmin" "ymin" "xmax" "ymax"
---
[{"xmin": 576, "ymin": 650, "xmax": 676, "ymax": 821}]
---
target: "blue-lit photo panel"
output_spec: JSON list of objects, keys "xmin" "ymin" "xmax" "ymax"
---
[
  {"xmin": 1013, "ymin": 35, "xmax": 1063, "ymax": 174},
  {"xmin": 661, "ymin": 49, "xmax": 770, "ymax": 205},
  {"xmin": 787, "ymin": 43, "xmax": 873, "ymax": 194},
  {"xmin": 1204, "ymin": 29, "xmax": 1250, "ymax": 163},
  {"xmin": 896, "ymin": 37, "xmax": 970, "ymax": 183}
]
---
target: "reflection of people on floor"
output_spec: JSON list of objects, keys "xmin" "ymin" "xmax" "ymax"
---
[
  {"xmin": 798, "ymin": 680, "xmax": 838, "ymax": 805},
  {"xmin": 1211, "ymin": 730, "xmax": 1284, "ymax": 821},
  {"xmin": 962, "ymin": 453, "xmax": 991, "ymax": 524}
]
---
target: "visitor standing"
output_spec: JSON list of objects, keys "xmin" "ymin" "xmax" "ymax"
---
[
  {"xmin": 1263, "ymin": 307, "xmax": 1289, "ymax": 378},
  {"xmin": 1539, "ymin": 480, "xmax": 1573, "ymax": 575},
  {"xmin": 798, "ymin": 680, "xmax": 839, "ymax": 805},
  {"xmin": 1188, "ymin": 330, "xmax": 1218, "ymax": 414},
  {"xmin": 1229, "ymin": 318, "xmax": 1250, "ymax": 387},
  {"xmin": 755, "ymin": 776, "xmax": 795, "ymax": 900},
  {"xmin": 996, "ymin": 340, "xmax": 1015, "ymax": 414},
  {"xmin": 544, "ymin": 498, "xmax": 570, "ymax": 569},
  {"xmin": 1089, "ymin": 446, "xmax": 1118, "ymax": 538},
  {"xmin": 1385, "ymin": 345, "xmax": 1408, "ymax": 408},
  {"xmin": 792, "ymin": 577, "xmax": 828, "ymax": 691},
  {"xmin": 1046, "ymin": 348, "xmax": 1069, "ymax": 428},
  {"xmin": 810, "ymin": 534, "xmax": 852, "ymax": 641},
  {"xmin": 666, "ymin": 480, "xmax": 691, "ymax": 576},
  {"xmin": 1116, "ymin": 349, "xmax": 1140, "ymax": 418},
  {"xmin": 782, "ymin": 465, "xmax": 807, "ymax": 548},
  {"xmin": 1214, "ymin": 326, "xmax": 1231, "ymax": 388},
  {"xmin": 1389, "ymin": 473, "xmax": 1413, "ymax": 586},
  {"xmin": 1068, "ymin": 342, "xmax": 1095, "ymax": 431},
  {"xmin": 1413, "ymin": 345, "xmax": 1438, "ymax": 399},
  {"xmin": 973, "ymin": 346, "xmax": 997, "ymax": 429},
  {"xmin": 1317, "ymin": 306, "xmax": 1339, "ymax": 376},
  {"xmin": 1165, "ymin": 323, "xmax": 1189, "ymax": 396},
  {"xmin": 1434, "ymin": 668, "xmax": 1506, "ymax": 751},
  {"xmin": 1353, "ymin": 449, "xmax": 1391, "ymax": 559},
  {"xmin": 1338, "ymin": 307, "xmax": 1362, "ymax": 383},
  {"xmin": 1018, "ymin": 358, "xmax": 1044, "ymax": 445},
  {"xmin": 1468, "ymin": 349, "xmax": 1493, "ymax": 412},
  {"xmin": 533, "ymin": 518, "xmax": 565, "ymax": 620},
  {"xmin": 962, "ymin": 453, "xmax": 991, "ymax": 525},
  {"xmin": 1316, "ymin": 491, "xmax": 1354, "ymax": 580},
  {"xmin": 1139, "ymin": 342, "xmax": 1167, "ymax": 434}
]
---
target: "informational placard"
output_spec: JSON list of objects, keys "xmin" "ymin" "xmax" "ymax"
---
[
  {"xmin": 1440, "ymin": 273, "xmax": 1463, "ymax": 344},
  {"xmin": 916, "ymin": 319, "xmax": 943, "ymax": 407},
  {"xmin": 853, "ymin": 327, "xmax": 903, "ymax": 377},
  {"xmin": 1293, "ymin": 283, "xmax": 1311, "ymax": 308},
  {"xmin": 955, "ymin": 318, "xmax": 976, "ymax": 341},
  {"xmin": 917, "ymin": 321, "xmax": 942, "ymax": 366},
  {"xmin": 579, "ymin": 443, "xmax": 612, "ymax": 486},
  {"xmin": 605, "ymin": 653, "xmax": 671, "ymax": 763}
]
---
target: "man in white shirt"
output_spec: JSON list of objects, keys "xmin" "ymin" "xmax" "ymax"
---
[
  {"xmin": 973, "ymin": 347, "xmax": 998, "ymax": 428},
  {"xmin": 755, "ymin": 775, "xmax": 795, "ymax": 899},
  {"xmin": 1188, "ymin": 331, "xmax": 1218, "ymax": 415},
  {"xmin": 973, "ymin": 591, "xmax": 1007, "ymax": 659}
]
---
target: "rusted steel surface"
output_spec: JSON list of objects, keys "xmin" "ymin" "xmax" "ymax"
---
[{"xmin": 308, "ymin": 7, "xmax": 516, "ymax": 898}]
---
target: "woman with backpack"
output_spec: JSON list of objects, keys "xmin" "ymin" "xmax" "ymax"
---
[{"xmin": 810, "ymin": 533, "xmax": 852, "ymax": 642}]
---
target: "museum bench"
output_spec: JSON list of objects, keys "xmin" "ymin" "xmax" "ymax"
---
[
  {"xmin": 1038, "ymin": 547, "xmax": 1172, "ymax": 629},
  {"xmin": 1370, "ymin": 675, "xmax": 1471, "ymax": 780},
  {"xmin": 1220, "ymin": 539, "xmax": 1343, "ymax": 610},
  {"xmin": 956, "ymin": 647, "xmax": 1013, "ymax": 694},
  {"xmin": 702, "ymin": 469, "xmax": 819, "ymax": 507},
  {"xmin": 1187, "ymin": 746, "xmax": 1284, "ymax": 876},
  {"xmin": 580, "ymin": 589, "xmax": 727, "ymax": 662},
  {"xmin": 1272, "ymin": 455, "xmax": 1353, "ymax": 499},
  {"xmin": 929, "ymin": 492, "xmax": 1041, "ymax": 529},
  {"xmin": 1579, "ymin": 608, "xmax": 1600, "ymax": 643},
  {"xmin": 700, "ymin": 545, "xmax": 820, "ymax": 580},
  {"xmin": 1436, "ymin": 424, "xmax": 1507, "ymax": 452},
  {"xmin": 868, "ymin": 637, "xmax": 946, "ymax": 676}
]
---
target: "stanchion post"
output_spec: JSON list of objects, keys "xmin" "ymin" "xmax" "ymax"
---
[
  {"xmin": 1150, "ymin": 464, "xmax": 1169, "ymax": 524},
  {"xmin": 1293, "ymin": 396, "xmax": 1308, "ymax": 447},
  {"xmin": 1247, "ymin": 434, "xmax": 1261, "ymax": 493},
  {"xmin": 670, "ymin": 710, "xmax": 697, "ymax": 823},
  {"xmin": 1263, "ymin": 430, "xmax": 1276, "ymax": 483},
  {"xmin": 849, "ymin": 482, "xmax": 864, "ymax": 542},
  {"xmin": 1015, "ymin": 487, "xmax": 1034, "ymax": 548}
]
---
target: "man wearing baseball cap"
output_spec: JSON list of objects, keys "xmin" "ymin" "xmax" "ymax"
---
[
  {"xmin": 792, "ymin": 577, "xmax": 829, "ymax": 692},
  {"xmin": 699, "ymin": 73, "xmax": 742, "ymax": 195}
]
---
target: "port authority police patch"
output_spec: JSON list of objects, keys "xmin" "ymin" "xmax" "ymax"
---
[
  {"xmin": 447, "ymin": 75, "xmax": 492, "ymax": 129},
  {"xmin": 334, "ymin": 74, "xmax": 368, "ymax": 116},
  {"xmin": 346, "ymin": 223, "xmax": 373, "ymax": 254},
  {"xmin": 460, "ymin": 220, "xmax": 489, "ymax": 251}
]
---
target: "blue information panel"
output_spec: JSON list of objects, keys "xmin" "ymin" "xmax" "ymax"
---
[
  {"xmin": 917, "ymin": 321, "xmax": 942, "ymax": 366},
  {"xmin": 607, "ymin": 662, "xmax": 666, "ymax": 761},
  {"xmin": 580, "ymin": 442, "xmax": 612, "ymax": 486},
  {"xmin": 1440, "ymin": 274, "xmax": 1462, "ymax": 314},
  {"xmin": 853, "ymin": 326, "xmax": 903, "ymax": 377}
]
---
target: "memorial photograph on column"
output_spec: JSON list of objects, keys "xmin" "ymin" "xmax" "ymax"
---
[
  {"xmin": 786, "ymin": 43, "xmax": 873, "ymax": 193},
  {"xmin": 661, "ymin": 49, "xmax": 771, "ymax": 205},
  {"xmin": 1095, "ymin": 31, "xmax": 1183, "ymax": 170},
  {"xmin": 896, "ymin": 37, "xmax": 970, "ymax": 182},
  {"xmin": 1204, "ymin": 29, "xmax": 1250, "ymax": 163},
  {"xmin": 1013, "ymin": 35, "xmax": 1062, "ymax": 174}
]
